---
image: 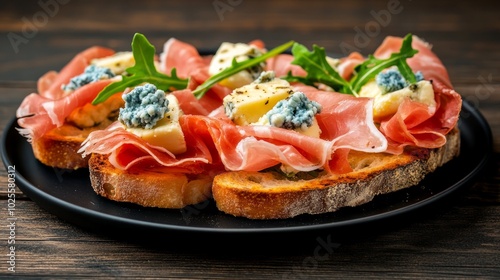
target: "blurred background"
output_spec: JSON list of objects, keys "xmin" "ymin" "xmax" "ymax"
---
[{"xmin": 1, "ymin": 0, "xmax": 498, "ymax": 83}]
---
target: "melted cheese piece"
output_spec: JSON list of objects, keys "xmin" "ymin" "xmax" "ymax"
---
[
  {"xmin": 360, "ymin": 80, "xmax": 436, "ymax": 119},
  {"xmin": 126, "ymin": 94, "xmax": 186, "ymax": 154}
]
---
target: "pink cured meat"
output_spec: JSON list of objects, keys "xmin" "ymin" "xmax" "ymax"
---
[
  {"xmin": 38, "ymin": 46, "xmax": 115, "ymax": 100},
  {"xmin": 337, "ymin": 52, "xmax": 365, "ymax": 80},
  {"xmin": 372, "ymin": 35, "xmax": 462, "ymax": 153},
  {"xmin": 266, "ymin": 54, "xmax": 307, "ymax": 78},
  {"xmin": 17, "ymin": 80, "xmax": 113, "ymax": 141},
  {"xmin": 16, "ymin": 46, "xmax": 115, "ymax": 142},
  {"xmin": 379, "ymin": 80, "xmax": 462, "ymax": 154},
  {"xmin": 81, "ymin": 88, "xmax": 387, "ymax": 174},
  {"xmin": 374, "ymin": 35, "xmax": 453, "ymax": 88},
  {"xmin": 159, "ymin": 38, "xmax": 231, "ymax": 114},
  {"xmin": 80, "ymin": 116, "xmax": 332, "ymax": 173},
  {"xmin": 79, "ymin": 122, "xmax": 216, "ymax": 174}
]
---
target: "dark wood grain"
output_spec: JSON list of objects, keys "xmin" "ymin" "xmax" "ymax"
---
[{"xmin": 0, "ymin": 0, "xmax": 499, "ymax": 278}]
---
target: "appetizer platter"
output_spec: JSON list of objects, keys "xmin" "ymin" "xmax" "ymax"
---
[{"xmin": 1, "ymin": 33, "xmax": 492, "ymax": 233}]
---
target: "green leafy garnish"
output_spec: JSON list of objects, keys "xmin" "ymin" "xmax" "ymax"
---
[
  {"xmin": 192, "ymin": 40, "xmax": 295, "ymax": 99},
  {"xmin": 285, "ymin": 43, "xmax": 355, "ymax": 95},
  {"xmin": 92, "ymin": 33, "xmax": 188, "ymax": 105},
  {"xmin": 349, "ymin": 33, "xmax": 418, "ymax": 93},
  {"xmin": 285, "ymin": 33, "xmax": 419, "ymax": 96},
  {"xmin": 93, "ymin": 34, "xmax": 294, "ymax": 103}
]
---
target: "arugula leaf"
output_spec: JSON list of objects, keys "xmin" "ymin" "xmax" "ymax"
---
[
  {"xmin": 92, "ymin": 33, "xmax": 188, "ymax": 105},
  {"xmin": 192, "ymin": 40, "xmax": 295, "ymax": 99},
  {"xmin": 286, "ymin": 43, "xmax": 355, "ymax": 95},
  {"xmin": 285, "ymin": 33, "xmax": 419, "ymax": 96},
  {"xmin": 349, "ymin": 33, "xmax": 418, "ymax": 93}
]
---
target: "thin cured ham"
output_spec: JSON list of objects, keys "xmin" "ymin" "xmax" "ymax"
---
[
  {"xmin": 79, "ymin": 121, "xmax": 216, "ymax": 174},
  {"xmin": 337, "ymin": 52, "xmax": 364, "ymax": 80},
  {"xmin": 81, "ymin": 89, "xmax": 387, "ymax": 174},
  {"xmin": 379, "ymin": 80, "xmax": 461, "ymax": 153},
  {"xmin": 16, "ymin": 46, "xmax": 116, "ymax": 142},
  {"xmin": 266, "ymin": 54, "xmax": 307, "ymax": 78},
  {"xmin": 17, "ymin": 79, "xmax": 113, "ymax": 142},
  {"xmin": 373, "ymin": 35, "xmax": 462, "ymax": 153},
  {"xmin": 374, "ymin": 36, "xmax": 452, "ymax": 88},
  {"xmin": 39, "ymin": 46, "xmax": 115, "ymax": 100},
  {"xmin": 80, "ymin": 35, "xmax": 459, "ymax": 176},
  {"xmin": 160, "ymin": 38, "xmax": 270, "ymax": 115},
  {"xmin": 159, "ymin": 38, "xmax": 231, "ymax": 114}
]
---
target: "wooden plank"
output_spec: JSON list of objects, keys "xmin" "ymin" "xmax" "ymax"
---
[
  {"xmin": 1, "ymin": 1, "xmax": 499, "ymax": 82},
  {"xmin": 0, "ymin": 199, "xmax": 497, "ymax": 278}
]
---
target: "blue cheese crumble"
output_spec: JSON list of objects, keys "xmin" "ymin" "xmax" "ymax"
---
[
  {"xmin": 376, "ymin": 68, "xmax": 424, "ymax": 94},
  {"xmin": 118, "ymin": 83, "xmax": 169, "ymax": 129},
  {"xmin": 264, "ymin": 91, "xmax": 322, "ymax": 131},
  {"xmin": 62, "ymin": 65, "xmax": 115, "ymax": 92}
]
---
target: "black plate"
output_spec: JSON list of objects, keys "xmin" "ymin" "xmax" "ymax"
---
[{"xmin": 0, "ymin": 100, "xmax": 492, "ymax": 235}]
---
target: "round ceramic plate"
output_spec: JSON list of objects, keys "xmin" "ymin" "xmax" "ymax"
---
[{"xmin": 1, "ymin": 101, "xmax": 492, "ymax": 235}]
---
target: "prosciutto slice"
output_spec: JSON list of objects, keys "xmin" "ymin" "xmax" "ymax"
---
[
  {"xmin": 16, "ymin": 46, "xmax": 116, "ymax": 142},
  {"xmin": 81, "ymin": 89, "xmax": 387, "ymax": 174},
  {"xmin": 374, "ymin": 35, "xmax": 452, "ymax": 88},
  {"xmin": 373, "ymin": 35, "xmax": 462, "ymax": 153},
  {"xmin": 266, "ymin": 54, "xmax": 307, "ymax": 77},
  {"xmin": 159, "ymin": 38, "xmax": 231, "ymax": 114},
  {"xmin": 79, "ymin": 122, "xmax": 215, "ymax": 173},
  {"xmin": 38, "ymin": 46, "xmax": 115, "ymax": 100},
  {"xmin": 17, "ymin": 79, "xmax": 113, "ymax": 142}
]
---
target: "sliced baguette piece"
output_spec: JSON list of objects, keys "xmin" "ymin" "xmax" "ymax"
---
[
  {"xmin": 30, "ymin": 93, "xmax": 124, "ymax": 170},
  {"xmin": 88, "ymin": 153, "xmax": 213, "ymax": 208},
  {"xmin": 32, "ymin": 120, "xmax": 114, "ymax": 170},
  {"xmin": 212, "ymin": 126, "xmax": 460, "ymax": 219}
]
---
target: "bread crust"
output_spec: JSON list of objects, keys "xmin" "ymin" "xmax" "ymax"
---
[
  {"xmin": 212, "ymin": 127, "xmax": 461, "ymax": 219},
  {"xmin": 32, "ymin": 121, "xmax": 114, "ymax": 170},
  {"xmin": 89, "ymin": 153, "xmax": 213, "ymax": 208},
  {"xmin": 33, "ymin": 125, "xmax": 90, "ymax": 169}
]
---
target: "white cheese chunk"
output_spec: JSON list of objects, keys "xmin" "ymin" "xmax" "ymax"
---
[
  {"xmin": 209, "ymin": 42, "xmax": 264, "ymax": 89},
  {"xmin": 359, "ymin": 80, "xmax": 436, "ymax": 119},
  {"xmin": 126, "ymin": 94, "xmax": 186, "ymax": 155},
  {"xmin": 92, "ymin": 52, "xmax": 135, "ymax": 75},
  {"xmin": 223, "ymin": 78, "xmax": 293, "ymax": 126},
  {"xmin": 256, "ymin": 115, "xmax": 322, "ymax": 138}
]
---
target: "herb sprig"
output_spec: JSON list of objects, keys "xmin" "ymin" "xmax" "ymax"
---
[
  {"xmin": 92, "ymin": 33, "xmax": 293, "ymax": 104},
  {"xmin": 192, "ymin": 40, "xmax": 295, "ymax": 99},
  {"xmin": 285, "ymin": 33, "xmax": 419, "ymax": 96},
  {"xmin": 92, "ymin": 33, "xmax": 188, "ymax": 105}
]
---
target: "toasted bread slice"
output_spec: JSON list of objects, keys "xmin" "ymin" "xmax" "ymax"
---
[
  {"xmin": 30, "ymin": 94, "xmax": 124, "ymax": 170},
  {"xmin": 212, "ymin": 127, "xmax": 460, "ymax": 219},
  {"xmin": 88, "ymin": 153, "xmax": 213, "ymax": 208},
  {"xmin": 32, "ymin": 121, "xmax": 114, "ymax": 170}
]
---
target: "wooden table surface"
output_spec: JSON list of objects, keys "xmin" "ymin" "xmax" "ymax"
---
[{"xmin": 1, "ymin": 0, "xmax": 499, "ymax": 278}]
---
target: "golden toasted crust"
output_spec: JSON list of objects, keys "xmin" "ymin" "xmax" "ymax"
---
[
  {"xmin": 212, "ymin": 127, "xmax": 461, "ymax": 219},
  {"xmin": 32, "ymin": 121, "xmax": 114, "ymax": 169},
  {"xmin": 88, "ymin": 154, "xmax": 213, "ymax": 208},
  {"xmin": 29, "ymin": 93, "xmax": 124, "ymax": 170}
]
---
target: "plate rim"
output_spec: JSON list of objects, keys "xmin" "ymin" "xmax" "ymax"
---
[{"xmin": 1, "ymin": 100, "xmax": 493, "ymax": 234}]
